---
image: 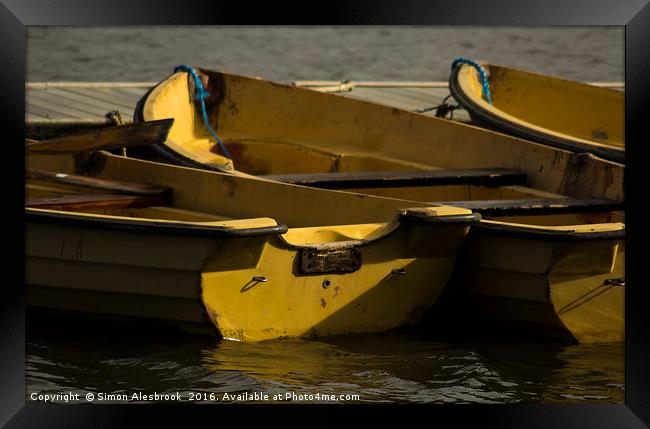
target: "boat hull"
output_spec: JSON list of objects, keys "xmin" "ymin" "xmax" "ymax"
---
[
  {"xmin": 26, "ymin": 153, "xmax": 478, "ymax": 341},
  {"xmin": 26, "ymin": 211, "xmax": 473, "ymax": 341},
  {"xmin": 201, "ymin": 219, "xmax": 471, "ymax": 342},
  {"xmin": 455, "ymin": 222, "xmax": 624, "ymax": 343},
  {"xmin": 25, "ymin": 210, "xmax": 279, "ymax": 327}
]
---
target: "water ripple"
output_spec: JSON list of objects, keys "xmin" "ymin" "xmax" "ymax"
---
[{"xmin": 26, "ymin": 316, "xmax": 623, "ymax": 404}]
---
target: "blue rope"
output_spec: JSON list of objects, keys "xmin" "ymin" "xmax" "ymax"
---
[
  {"xmin": 173, "ymin": 65, "xmax": 232, "ymax": 159},
  {"xmin": 451, "ymin": 57, "xmax": 493, "ymax": 105}
]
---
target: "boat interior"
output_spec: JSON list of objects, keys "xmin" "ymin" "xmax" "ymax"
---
[
  {"xmin": 26, "ymin": 151, "xmax": 625, "ymax": 244},
  {"xmin": 205, "ymin": 138, "xmax": 625, "ymax": 234},
  {"xmin": 26, "ymin": 171, "xmax": 286, "ymax": 239},
  {"xmin": 25, "ymin": 152, "xmax": 481, "ymax": 247},
  {"xmin": 455, "ymin": 63, "xmax": 624, "ymax": 148},
  {"xmin": 138, "ymin": 69, "xmax": 624, "ymax": 204}
]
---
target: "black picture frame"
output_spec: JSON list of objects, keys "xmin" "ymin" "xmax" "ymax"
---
[{"xmin": 3, "ymin": 0, "xmax": 649, "ymax": 426}]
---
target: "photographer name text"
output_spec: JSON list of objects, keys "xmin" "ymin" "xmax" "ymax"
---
[{"xmin": 30, "ymin": 391, "xmax": 360, "ymax": 403}]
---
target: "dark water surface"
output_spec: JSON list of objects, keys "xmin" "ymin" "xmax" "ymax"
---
[
  {"xmin": 26, "ymin": 314, "xmax": 624, "ymax": 404},
  {"xmin": 26, "ymin": 27, "xmax": 624, "ymax": 405}
]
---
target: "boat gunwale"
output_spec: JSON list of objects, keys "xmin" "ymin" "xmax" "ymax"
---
[
  {"xmin": 25, "ymin": 208, "xmax": 289, "ymax": 238},
  {"xmin": 471, "ymin": 220, "xmax": 625, "ymax": 242},
  {"xmin": 273, "ymin": 212, "xmax": 480, "ymax": 253},
  {"xmin": 448, "ymin": 63, "xmax": 625, "ymax": 164},
  {"xmin": 398, "ymin": 212, "xmax": 481, "ymax": 225},
  {"xmin": 25, "ymin": 207, "xmax": 481, "ymax": 244}
]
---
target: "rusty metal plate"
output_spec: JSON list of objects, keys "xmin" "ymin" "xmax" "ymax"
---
[{"xmin": 299, "ymin": 246, "xmax": 362, "ymax": 274}]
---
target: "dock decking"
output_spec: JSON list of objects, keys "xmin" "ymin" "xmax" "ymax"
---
[{"xmin": 26, "ymin": 80, "xmax": 624, "ymax": 139}]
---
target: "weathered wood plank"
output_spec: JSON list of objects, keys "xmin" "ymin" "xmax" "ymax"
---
[
  {"xmin": 99, "ymin": 88, "xmax": 146, "ymax": 106},
  {"xmin": 292, "ymin": 80, "xmax": 624, "ymax": 89},
  {"xmin": 28, "ymin": 90, "xmax": 103, "ymax": 118},
  {"xmin": 25, "ymin": 119, "xmax": 174, "ymax": 155},
  {"xmin": 294, "ymin": 81, "xmax": 450, "ymax": 89},
  {"xmin": 26, "ymin": 193, "xmax": 170, "ymax": 211},
  {"xmin": 26, "ymin": 117, "xmax": 111, "ymax": 125},
  {"xmin": 61, "ymin": 87, "xmax": 138, "ymax": 110},
  {"xmin": 398, "ymin": 89, "xmax": 453, "ymax": 107},
  {"xmin": 28, "ymin": 89, "xmax": 112, "ymax": 118},
  {"xmin": 25, "ymin": 111, "xmax": 51, "ymax": 120},
  {"xmin": 344, "ymin": 87, "xmax": 442, "ymax": 112},
  {"xmin": 407, "ymin": 87, "xmax": 452, "ymax": 97},
  {"xmin": 109, "ymin": 87, "xmax": 152, "ymax": 96},
  {"xmin": 26, "ymin": 169, "xmax": 171, "ymax": 196},
  {"xmin": 50, "ymin": 88, "xmax": 136, "ymax": 113},
  {"xmin": 26, "ymin": 82, "xmax": 156, "ymax": 89},
  {"xmin": 26, "ymin": 99, "xmax": 90, "ymax": 120},
  {"xmin": 376, "ymin": 87, "xmax": 443, "ymax": 105}
]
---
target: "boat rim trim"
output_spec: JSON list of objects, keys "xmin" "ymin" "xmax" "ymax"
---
[
  {"xmin": 399, "ymin": 212, "xmax": 481, "ymax": 225},
  {"xmin": 25, "ymin": 209, "xmax": 288, "ymax": 238},
  {"xmin": 276, "ymin": 212, "xmax": 480, "ymax": 251},
  {"xmin": 471, "ymin": 221, "xmax": 625, "ymax": 242}
]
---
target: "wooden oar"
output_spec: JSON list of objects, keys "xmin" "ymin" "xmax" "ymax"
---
[
  {"xmin": 25, "ymin": 119, "xmax": 174, "ymax": 155},
  {"xmin": 26, "ymin": 169, "xmax": 170, "ymax": 196}
]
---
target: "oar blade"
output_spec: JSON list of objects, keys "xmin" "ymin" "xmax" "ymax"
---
[{"xmin": 25, "ymin": 118, "xmax": 174, "ymax": 155}]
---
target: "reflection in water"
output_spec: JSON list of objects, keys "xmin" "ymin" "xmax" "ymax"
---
[{"xmin": 26, "ymin": 313, "xmax": 623, "ymax": 404}]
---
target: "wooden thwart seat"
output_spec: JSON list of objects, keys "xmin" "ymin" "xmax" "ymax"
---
[
  {"xmin": 436, "ymin": 198, "xmax": 624, "ymax": 216},
  {"xmin": 261, "ymin": 168, "xmax": 527, "ymax": 189}
]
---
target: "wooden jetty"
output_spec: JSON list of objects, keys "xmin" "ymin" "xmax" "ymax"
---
[{"xmin": 25, "ymin": 80, "xmax": 623, "ymax": 140}]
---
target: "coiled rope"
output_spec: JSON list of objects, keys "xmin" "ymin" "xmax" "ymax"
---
[
  {"xmin": 451, "ymin": 57, "xmax": 493, "ymax": 105},
  {"xmin": 174, "ymin": 65, "xmax": 232, "ymax": 159}
]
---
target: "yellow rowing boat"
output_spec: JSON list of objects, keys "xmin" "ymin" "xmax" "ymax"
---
[
  {"xmin": 134, "ymin": 67, "xmax": 625, "ymax": 342},
  {"xmin": 449, "ymin": 61, "xmax": 624, "ymax": 163},
  {"xmin": 26, "ymin": 150, "xmax": 479, "ymax": 342},
  {"xmin": 452, "ymin": 212, "xmax": 624, "ymax": 343}
]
